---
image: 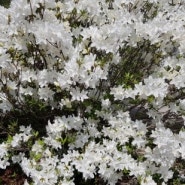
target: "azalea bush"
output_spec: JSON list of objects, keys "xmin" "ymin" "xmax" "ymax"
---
[{"xmin": 0, "ymin": 0, "xmax": 185, "ymax": 184}]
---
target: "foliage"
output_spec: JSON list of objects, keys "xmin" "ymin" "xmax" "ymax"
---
[{"xmin": 0, "ymin": 0, "xmax": 11, "ymax": 8}]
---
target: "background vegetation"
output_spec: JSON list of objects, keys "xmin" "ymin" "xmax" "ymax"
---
[{"xmin": 0, "ymin": 0, "xmax": 11, "ymax": 8}]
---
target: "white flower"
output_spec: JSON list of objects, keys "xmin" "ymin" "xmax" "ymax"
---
[
  {"xmin": 0, "ymin": 143, "xmax": 8, "ymax": 158},
  {"xmin": 0, "ymin": 158, "xmax": 10, "ymax": 169},
  {"xmin": 101, "ymin": 99, "xmax": 110, "ymax": 108},
  {"xmin": 31, "ymin": 141, "xmax": 43, "ymax": 154},
  {"xmin": 21, "ymin": 70, "xmax": 37, "ymax": 83},
  {"xmin": 38, "ymin": 86, "xmax": 54, "ymax": 101},
  {"xmin": 70, "ymin": 87, "xmax": 88, "ymax": 102},
  {"xmin": 46, "ymin": 119, "xmax": 65, "ymax": 134},
  {"xmin": 82, "ymin": 53, "xmax": 96, "ymax": 71},
  {"xmin": 37, "ymin": 69, "xmax": 57, "ymax": 88},
  {"xmin": 11, "ymin": 133, "xmax": 22, "ymax": 147},
  {"xmin": 0, "ymin": 93, "xmax": 13, "ymax": 112},
  {"xmin": 141, "ymin": 175, "xmax": 157, "ymax": 185},
  {"xmin": 110, "ymin": 85, "xmax": 125, "ymax": 100}
]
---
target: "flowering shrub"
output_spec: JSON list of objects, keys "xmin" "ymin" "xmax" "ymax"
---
[{"xmin": 0, "ymin": 0, "xmax": 185, "ymax": 184}]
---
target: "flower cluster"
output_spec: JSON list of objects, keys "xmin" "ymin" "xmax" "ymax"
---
[{"xmin": 0, "ymin": 0, "xmax": 185, "ymax": 184}]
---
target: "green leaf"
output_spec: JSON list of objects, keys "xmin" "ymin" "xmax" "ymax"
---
[
  {"xmin": 7, "ymin": 134, "xmax": 13, "ymax": 144},
  {"xmin": 35, "ymin": 153, "xmax": 42, "ymax": 161}
]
